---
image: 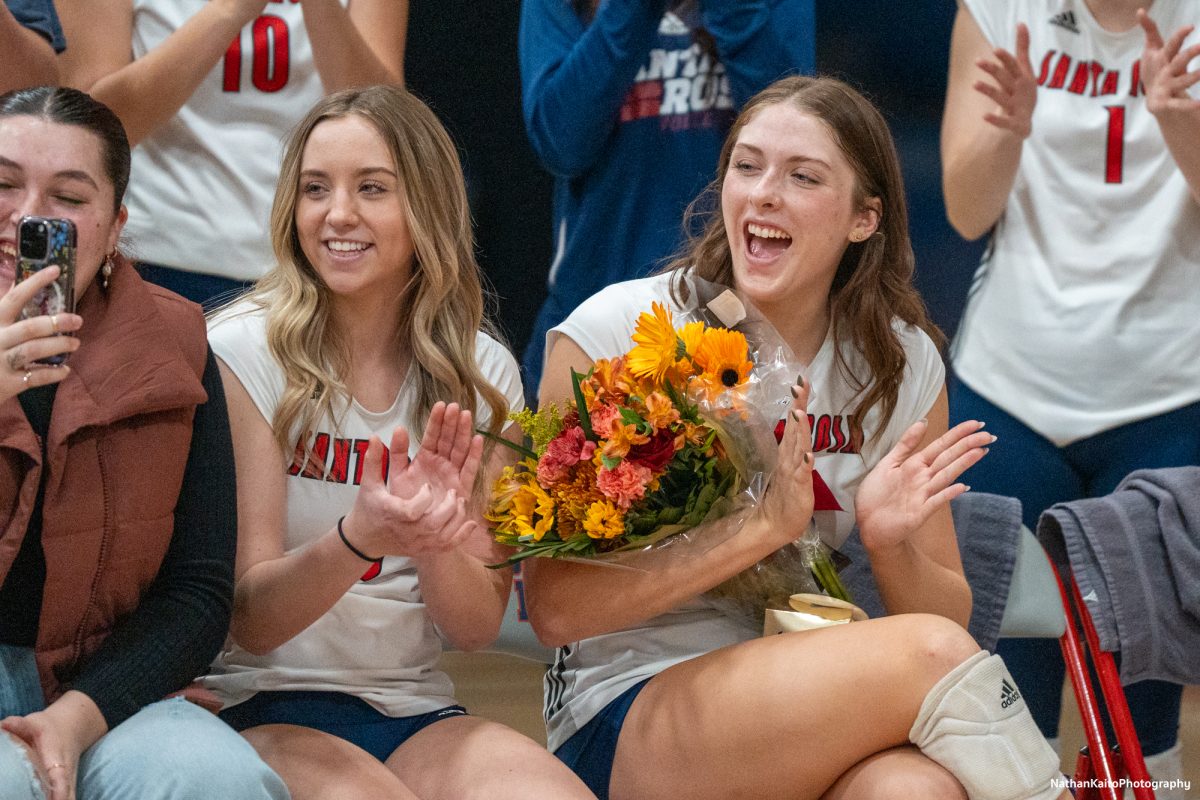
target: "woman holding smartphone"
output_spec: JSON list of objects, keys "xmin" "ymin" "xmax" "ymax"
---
[{"xmin": 0, "ymin": 86, "xmax": 286, "ymax": 800}]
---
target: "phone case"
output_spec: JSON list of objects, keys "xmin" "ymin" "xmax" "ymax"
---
[{"xmin": 18, "ymin": 216, "xmax": 77, "ymax": 364}]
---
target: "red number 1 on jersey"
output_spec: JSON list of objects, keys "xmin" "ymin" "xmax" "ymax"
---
[{"xmin": 1104, "ymin": 105, "xmax": 1125, "ymax": 184}]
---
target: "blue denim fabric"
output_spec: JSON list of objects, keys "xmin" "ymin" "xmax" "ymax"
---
[{"xmin": 0, "ymin": 644, "xmax": 290, "ymax": 800}]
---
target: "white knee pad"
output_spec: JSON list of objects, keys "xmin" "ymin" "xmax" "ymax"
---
[{"xmin": 909, "ymin": 651, "xmax": 1063, "ymax": 800}]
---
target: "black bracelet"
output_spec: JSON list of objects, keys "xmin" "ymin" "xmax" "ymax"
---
[{"xmin": 337, "ymin": 516, "xmax": 382, "ymax": 564}]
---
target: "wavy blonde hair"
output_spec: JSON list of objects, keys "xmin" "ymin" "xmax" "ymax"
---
[
  {"xmin": 666, "ymin": 75, "xmax": 944, "ymax": 439},
  {"xmin": 237, "ymin": 85, "xmax": 508, "ymax": 457}
]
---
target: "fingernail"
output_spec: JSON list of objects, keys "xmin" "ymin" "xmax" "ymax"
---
[
  {"xmin": 963, "ymin": 484, "xmax": 972, "ymax": 492},
  {"xmin": 790, "ymin": 385, "xmax": 800, "ymax": 399},
  {"xmin": 796, "ymin": 374, "xmax": 805, "ymax": 389},
  {"xmin": 919, "ymin": 418, "xmax": 928, "ymax": 426},
  {"xmin": 989, "ymin": 434, "xmax": 998, "ymax": 444},
  {"xmin": 791, "ymin": 409, "xmax": 802, "ymax": 422},
  {"xmin": 804, "ymin": 451, "xmax": 813, "ymax": 466},
  {"xmin": 976, "ymin": 420, "xmax": 987, "ymax": 429}
]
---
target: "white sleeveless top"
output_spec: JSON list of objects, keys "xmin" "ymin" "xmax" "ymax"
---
[
  {"xmin": 953, "ymin": 0, "xmax": 1200, "ymax": 445},
  {"xmin": 124, "ymin": 0, "xmax": 342, "ymax": 280}
]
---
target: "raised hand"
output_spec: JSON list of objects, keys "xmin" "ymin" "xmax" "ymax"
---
[
  {"xmin": 974, "ymin": 23, "xmax": 1037, "ymax": 139},
  {"xmin": 0, "ymin": 266, "xmax": 82, "ymax": 401},
  {"xmin": 854, "ymin": 418, "xmax": 994, "ymax": 553},
  {"xmin": 757, "ymin": 378, "xmax": 816, "ymax": 547},
  {"xmin": 1137, "ymin": 10, "xmax": 1200, "ymax": 118},
  {"xmin": 340, "ymin": 402, "xmax": 485, "ymax": 559}
]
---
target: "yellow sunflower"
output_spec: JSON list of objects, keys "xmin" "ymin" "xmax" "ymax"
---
[{"xmin": 628, "ymin": 303, "xmax": 681, "ymax": 383}]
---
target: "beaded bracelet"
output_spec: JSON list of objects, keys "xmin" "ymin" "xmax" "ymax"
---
[{"xmin": 337, "ymin": 515, "xmax": 383, "ymax": 564}]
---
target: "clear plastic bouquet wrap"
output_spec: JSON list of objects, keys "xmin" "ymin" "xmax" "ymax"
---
[{"xmin": 485, "ymin": 276, "xmax": 851, "ymax": 624}]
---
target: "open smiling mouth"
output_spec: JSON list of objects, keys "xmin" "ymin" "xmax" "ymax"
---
[
  {"xmin": 326, "ymin": 240, "xmax": 371, "ymax": 254},
  {"xmin": 746, "ymin": 222, "xmax": 792, "ymax": 259}
]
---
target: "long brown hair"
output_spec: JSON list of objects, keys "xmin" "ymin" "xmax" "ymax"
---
[
  {"xmin": 666, "ymin": 75, "xmax": 943, "ymax": 438},
  {"xmin": 237, "ymin": 85, "xmax": 509, "ymax": 457}
]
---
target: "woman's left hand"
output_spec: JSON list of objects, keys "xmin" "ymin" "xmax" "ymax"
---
[
  {"xmin": 854, "ymin": 418, "xmax": 993, "ymax": 554},
  {"xmin": 2, "ymin": 712, "xmax": 82, "ymax": 800},
  {"xmin": 1137, "ymin": 11, "xmax": 1200, "ymax": 118}
]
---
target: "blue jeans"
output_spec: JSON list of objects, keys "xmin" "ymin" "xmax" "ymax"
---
[
  {"xmin": 0, "ymin": 644, "xmax": 290, "ymax": 800},
  {"xmin": 949, "ymin": 375, "xmax": 1198, "ymax": 755}
]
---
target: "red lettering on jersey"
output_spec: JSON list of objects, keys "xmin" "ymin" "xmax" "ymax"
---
[
  {"xmin": 252, "ymin": 16, "xmax": 289, "ymax": 93},
  {"xmin": 1047, "ymin": 53, "xmax": 1072, "ymax": 89},
  {"xmin": 352, "ymin": 439, "xmax": 372, "ymax": 485},
  {"xmin": 1067, "ymin": 62, "xmax": 1090, "ymax": 94},
  {"xmin": 813, "ymin": 414, "xmax": 833, "ymax": 452},
  {"xmin": 222, "ymin": 36, "xmax": 241, "ymax": 92},
  {"xmin": 830, "ymin": 414, "xmax": 848, "ymax": 452},
  {"xmin": 1099, "ymin": 70, "xmax": 1119, "ymax": 96},
  {"xmin": 620, "ymin": 81, "xmax": 664, "ymax": 122},
  {"xmin": 1129, "ymin": 61, "xmax": 1142, "ymax": 97},
  {"xmin": 328, "ymin": 438, "xmax": 352, "ymax": 483},
  {"xmin": 1037, "ymin": 50, "xmax": 1056, "ymax": 86}
]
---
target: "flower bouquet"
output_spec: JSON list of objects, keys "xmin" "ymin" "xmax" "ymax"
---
[{"xmin": 486, "ymin": 277, "xmax": 851, "ymax": 619}]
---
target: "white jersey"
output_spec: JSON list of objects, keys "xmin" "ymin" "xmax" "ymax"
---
[
  {"xmin": 201, "ymin": 303, "xmax": 524, "ymax": 716},
  {"xmin": 123, "ymin": 0, "xmax": 343, "ymax": 280},
  {"xmin": 953, "ymin": 0, "xmax": 1200, "ymax": 445},
  {"xmin": 541, "ymin": 274, "xmax": 944, "ymax": 750}
]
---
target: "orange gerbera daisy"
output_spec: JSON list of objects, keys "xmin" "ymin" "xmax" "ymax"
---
[
  {"xmin": 693, "ymin": 328, "xmax": 753, "ymax": 397},
  {"xmin": 628, "ymin": 302, "xmax": 682, "ymax": 383}
]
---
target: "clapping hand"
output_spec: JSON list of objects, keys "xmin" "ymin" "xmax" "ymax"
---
[
  {"xmin": 1137, "ymin": 10, "xmax": 1200, "ymax": 118},
  {"xmin": 341, "ymin": 402, "xmax": 485, "ymax": 559},
  {"xmin": 854, "ymin": 418, "xmax": 994, "ymax": 554},
  {"xmin": 756, "ymin": 378, "xmax": 816, "ymax": 547},
  {"xmin": 0, "ymin": 266, "xmax": 81, "ymax": 401},
  {"xmin": 973, "ymin": 23, "xmax": 1038, "ymax": 139}
]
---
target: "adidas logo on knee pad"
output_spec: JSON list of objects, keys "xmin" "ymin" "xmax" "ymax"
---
[{"xmin": 1001, "ymin": 678, "xmax": 1022, "ymax": 709}]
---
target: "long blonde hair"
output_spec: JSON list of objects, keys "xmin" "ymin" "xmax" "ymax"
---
[
  {"xmin": 666, "ymin": 75, "xmax": 943, "ymax": 439},
  {"xmin": 241, "ymin": 85, "xmax": 508, "ymax": 457}
]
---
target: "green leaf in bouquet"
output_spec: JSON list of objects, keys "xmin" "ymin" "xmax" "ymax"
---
[
  {"xmin": 571, "ymin": 368, "xmax": 595, "ymax": 441},
  {"xmin": 617, "ymin": 405, "xmax": 651, "ymax": 434}
]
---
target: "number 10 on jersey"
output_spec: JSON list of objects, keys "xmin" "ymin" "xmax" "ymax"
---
[{"xmin": 223, "ymin": 15, "xmax": 290, "ymax": 94}]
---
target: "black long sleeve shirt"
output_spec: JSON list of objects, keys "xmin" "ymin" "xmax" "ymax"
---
[{"xmin": 0, "ymin": 349, "xmax": 237, "ymax": 728}]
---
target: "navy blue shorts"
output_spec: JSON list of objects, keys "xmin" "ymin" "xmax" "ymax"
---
[
  {"xmin": 553, "ymin": 679, "xmax": 650, "ymax": 800},
  {"xmin": 219, "ymin": 691, "xmax": 467, "ymax": 762}
]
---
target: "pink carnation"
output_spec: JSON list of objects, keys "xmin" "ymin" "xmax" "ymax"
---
[
  {"xmin": 597, "ymin": 460, "xmax": 653, "ymax": 509},
  {"xmin": 537, "ymin": 426, "xmax": 597, "ymax": 486},
  {"xmin": 590, "ymin": 403, "xmax": 620, "ymax": 438}
]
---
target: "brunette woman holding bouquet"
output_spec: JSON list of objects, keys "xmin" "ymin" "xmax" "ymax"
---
[
  {"xmin": 203, "ymin": 85, "xmax": 594, "ymax": 800},
  {"xmin": 530, "ymin": 75, "xmax": 1069, "ymax": 800}
]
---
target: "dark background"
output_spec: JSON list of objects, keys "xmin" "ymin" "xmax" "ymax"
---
[{"xmin": 404, "ymin": 1, "xmax": 987, "ymax": 361}]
